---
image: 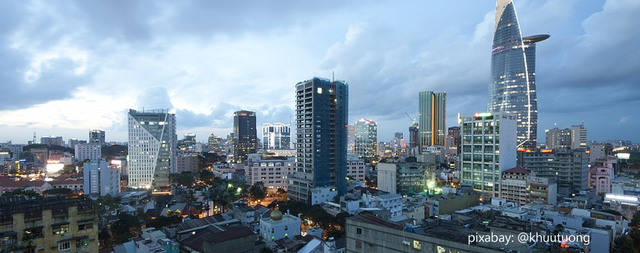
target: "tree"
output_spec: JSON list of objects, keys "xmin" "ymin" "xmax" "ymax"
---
[
  {"xmin": 110, "ymin": 213, "xmax": 140, "ymax": 244},
  {"xmin": 249, "ymin": 182, "xmax": 267, "ymax": 201},
  {"xmin": 612, "ymin": 236, "xmax": 635, "ymax": 253},
  {"xmin": 96, "ymin": 195, "xmax": 121, "ymax": 228},
  {"xmin": 60, "ymin": 165, "xmax": 77, "ymax": 177},
  {"xmin": 631, "ymin": 210, "xmax": 640, "ymax": 228},
  {"xmin": 2, "ymin": 189, "xmax": 40, "ymax": 198},
  {"xmin": 172, "ymin": 173, "xmax": 195, "ymax": 187},
  {"xmin": 43, "ymin": 188, "xmax": 73, "ymax": 197}
]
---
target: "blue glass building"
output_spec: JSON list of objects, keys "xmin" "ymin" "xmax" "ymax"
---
[
  {"xmin": 289, "ymin": 77, "xmax": 348, "ymax": 204},
  {"xmin": 489, "ymin": 0, "xmax": 548, "ymax": 148}
]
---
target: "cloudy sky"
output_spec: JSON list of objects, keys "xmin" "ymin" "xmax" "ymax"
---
[{"xmin": 0, "ymin": 0, "xmax": 638, "ymax": 145}]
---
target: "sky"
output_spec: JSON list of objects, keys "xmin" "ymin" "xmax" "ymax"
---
[{"xmin": 0, "ymin": 0, "xmax": 639, "ymax": 145}]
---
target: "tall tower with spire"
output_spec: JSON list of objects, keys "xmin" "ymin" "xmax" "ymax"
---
[{"xmin": 489, "ymin": 0, "xmax": 548, "ymax": 148}]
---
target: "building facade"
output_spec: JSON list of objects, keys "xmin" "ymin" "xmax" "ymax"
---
[
  {"xmin": 518, "ymin": 149, "xmax": 589, "ymax": 191},
  {"xmin": 489, "ymin": 0, "xmax": 548, "ymax": 148},
  {"xmin": 127, "ymin": 109, "xmax": 177, "ymax": 193},
  {"xmin": 83, "ymin": 159, "xmax": 120, "ymax": 198},
  {"xmin": 233, "ymin": 110, "xmax": 257, "ymax": 163},
  {"xmin": 460, "ymin": 112, "xmax": 517, "ymax": 198},
  {"xmin": 0, "ymin": 196, "xmax": 98, "ymax": 253},
  {"xmin": 289, "ymin": 77, "xmax": 348, "ymax": 204},
  {"xmin": 418, "ymin": 91, "xmax": 446, "ymax": 151},
  {"xmin": 74, "ymin": 143, "xmax": 101, "ymax": 162},
  {"xmin": 347, "ymin": 154, "xmax": 368, "ymax": 182},
  {"xmin": 245, "ymin": 154, "xmax": 295, "ymax": 191},
  {"xmin": 377, "ymin": 162, "xmax": 436, "ymax": 195},
  {"xmin": 262, "ymin": 123, "xmax": 291, "ymax": 150},
  {"xmin": 354, "ymin": 118, "xmax": 378, "ymax": 159},
  {"xmin": 89, "ymin": 129, "xmax": 105, "ymax": 146}
]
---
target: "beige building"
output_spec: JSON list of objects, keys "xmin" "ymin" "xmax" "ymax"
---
[
  {"xmin": 500, "ymin": 167, "xmax": 557, "ymax": 206},
  {"xmin": 0, "ymin": 196, "xmax": 98, "ymax": 253}
]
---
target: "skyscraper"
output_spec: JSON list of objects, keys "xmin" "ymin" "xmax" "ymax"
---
[
  {"xmin": 262, "ymin": 123, "xmax": 291, "ymax": 150},
  {"xmin": 127, "ymin": 109, "xmax": 176, "ymax": 193},
  {"xmin": 418, "ymin": 91, "xmax": 446, "ymax": 151},
  {"xmin": 89, "ymin": 129, "xmax": 106, "ymax": 146},
  {"xmin": 489, "ymin": 0, "xmax": 549, "ymax": 148},
  {"xmin": 233, "ymin": 110, "xmax": 257, "ymax": 163},
  {"xmin": 354, "ymin": 118, "xmax": 377, "ymax": 159},
  {"xmin": 289, "ymin": 77, "xmax": 348, "ymax": 204}
]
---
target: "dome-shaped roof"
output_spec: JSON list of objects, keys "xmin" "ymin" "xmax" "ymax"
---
[{"xmin": 270, "ymin": 209, "xmax": 283, "ymax": 220}]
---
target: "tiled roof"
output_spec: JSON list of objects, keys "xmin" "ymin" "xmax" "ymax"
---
[{"xmin": 503, "ymin": 166, "xmax": 530, "ymax": 174}]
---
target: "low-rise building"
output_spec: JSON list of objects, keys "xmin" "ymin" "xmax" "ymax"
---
[
  {"xmin": 0, "ymin": 196, "xmax": 98, "ymax": 253},
  {"xmin": 260, "ymin": 209, "xmax": 301, "ymax": 242}
]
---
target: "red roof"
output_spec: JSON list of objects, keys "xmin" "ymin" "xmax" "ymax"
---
[{"xmin": 503, "ymin": 167, "xmax": 530, "ymax": 174}]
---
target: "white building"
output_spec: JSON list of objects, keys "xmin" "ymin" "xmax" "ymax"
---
[
  {"xmin": 346, "ymin": 154, "xmax": 367, "ymax": 182},
  {"xmin": 460, "ymin": 112, "xmax": 517, "ymax": 198},
  {"xmin": 310, "ymin": 187, "xmax": 338, "ymax": 206},
  {"xmin": 83, "ymin": 160, "xmax": 120, "ymax": 198},
  {"xmin": 260, "ymin": 209, "xmax": 301, "ymax": 242},
  {"xmin": 245, "ymin": 154, "xmax": 295, "ymax": 190},
  {"xmin": 262, "ymin": 123, "xmax": 291, "ymax": 150},
  {"xmin": 75, "ymin": 143, "xmax": 101, "ymax": 162},
  {"xmin": 127, "ymin": 109, "xmax": 176, "ymax": 193}
]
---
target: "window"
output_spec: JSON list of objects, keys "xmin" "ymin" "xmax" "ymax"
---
[
  {"xmin": 356, "ymin": 228, "xmax": 362, "ymax": 234},
  {"xmin": 58, "ymin": 241, "xmax": 71, "ymax": 251},
  {"xmin": 356, "ymin": 241, "xmax": 362, "ymax": 249},
  {"xmin": 52, "ymin": 225, "xmax": 69, "ymax": 235}
]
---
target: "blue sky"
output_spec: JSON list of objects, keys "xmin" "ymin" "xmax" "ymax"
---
[{"xmin": 0, "ymin": 0, "xmax": 638, "ymax": 144}]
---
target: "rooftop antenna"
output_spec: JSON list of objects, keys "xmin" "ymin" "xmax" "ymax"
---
[
  {"xmin": 33, "ymin": 132, "xmax": 36, "ymax": 143},
  {"xmin": 332, "ymin": 71, "xmax": 335, "ymax": 83}
]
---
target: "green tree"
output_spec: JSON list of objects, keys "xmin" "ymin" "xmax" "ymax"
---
[
  {"xmin": 172, "ymin": 173, "xmax": 195, "ymax": 187},
  {"xmin": 631, "ymin": 210, "xmax": 640, "ymax": 228},
  {"xmin": 42, "ymin": 188, "xmax": 73, "ymax": 197},
  {"xmin": 2, "ymin": 189, "xmax": 40, "ymax": 198},
  {"xmin": 60, "ymin": 165, "xmax": 77, "ymax": 177},
  {"xmin": 96, "ymin": 195, "xmax": 121, "ymax": 228},
  {"xmin": 249, "ymin": 182, "xmax": 267, "ymax": 201},
  {"xmin": 612, "ymin": 236, "xmax": 635, "ymax": 253},
  {"xmin": 110, "ymin": 213, "xmax": 140, "ymax": 244}
]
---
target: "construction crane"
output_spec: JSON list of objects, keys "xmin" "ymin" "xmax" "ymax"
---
[{"xmin": 405, "ymin": 112, "xmax": 417, "ymax": 127}]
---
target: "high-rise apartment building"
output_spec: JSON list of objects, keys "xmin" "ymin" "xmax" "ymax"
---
[
  {"xmin": 571, "ymin": 124, "xmax": 587, "ymax": 150},
  {"xmin": 89, "ymin": 129, "xmax": 105, "ymax": 146},
  {"xmin": 409, "ymin": 123, "xmax": 418, "ymax": 154},
  {"xmin": 489, "ymin": 0, "xmax": 549, "ymax": 148},
  {"xmin": 233, "ymin": 110, "xmax": 257, "ymax": 163},
  {"xmin": 448, "ymin": 126, "xmax": 461, "ymax": 154},
  {"xmin": 545, "ymin": 124, "xmax": 587, "ymax": 150},
  {"xmin": 460, "ymin": 112, "xmax": 517, "ymax": 198},
  {"xmin": 418, "ymin": 91, "xmax": 446, "ymax": 151},
  {"xmin": 289, "ymin": 77, "xmax": 348, "ymax": 204},
  {"xmin": 83, "ymin": 159, "xmax": 120, "ymax": 198},
  {"xmin": 347, "ymin": 125, "xmax": 355, "ymax": 154},
  {"xmin": 354, "ymin": 118, "xmax": 378, "ymax": 159},
  {"xmin": 262, "ymin": 123, "xmax": 291, "ymax": 150},
  {"xmin": 127, "ymin": 109, "xmax": 176, "ymax": 193}
]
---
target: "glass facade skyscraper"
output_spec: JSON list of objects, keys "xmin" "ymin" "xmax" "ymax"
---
[
  {"xmin": 128, "ymin": 109, "xmax": 176, "ymax": 193},
  {"xmin": 489, "ymin": 0, "xmax": 548, "ymax": 148},
  {"xmin": 354, "ymin": 118, "xmax": 377, "ymax": 159},
  {"xmin": 418, "ymin": 91, "xmax": 446, "ymax": 151},
  {"xmin": 289, "ymin": 77, "xmax": 348, "ymax": 204},
  {"xmin": 233, "ymin": 110, "xmax": 257, "ymax": 163}
]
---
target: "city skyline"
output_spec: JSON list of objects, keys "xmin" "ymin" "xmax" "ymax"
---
[{"xmin": 0, "ymin": 1, "xmax": 639, "ymax": 144}]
